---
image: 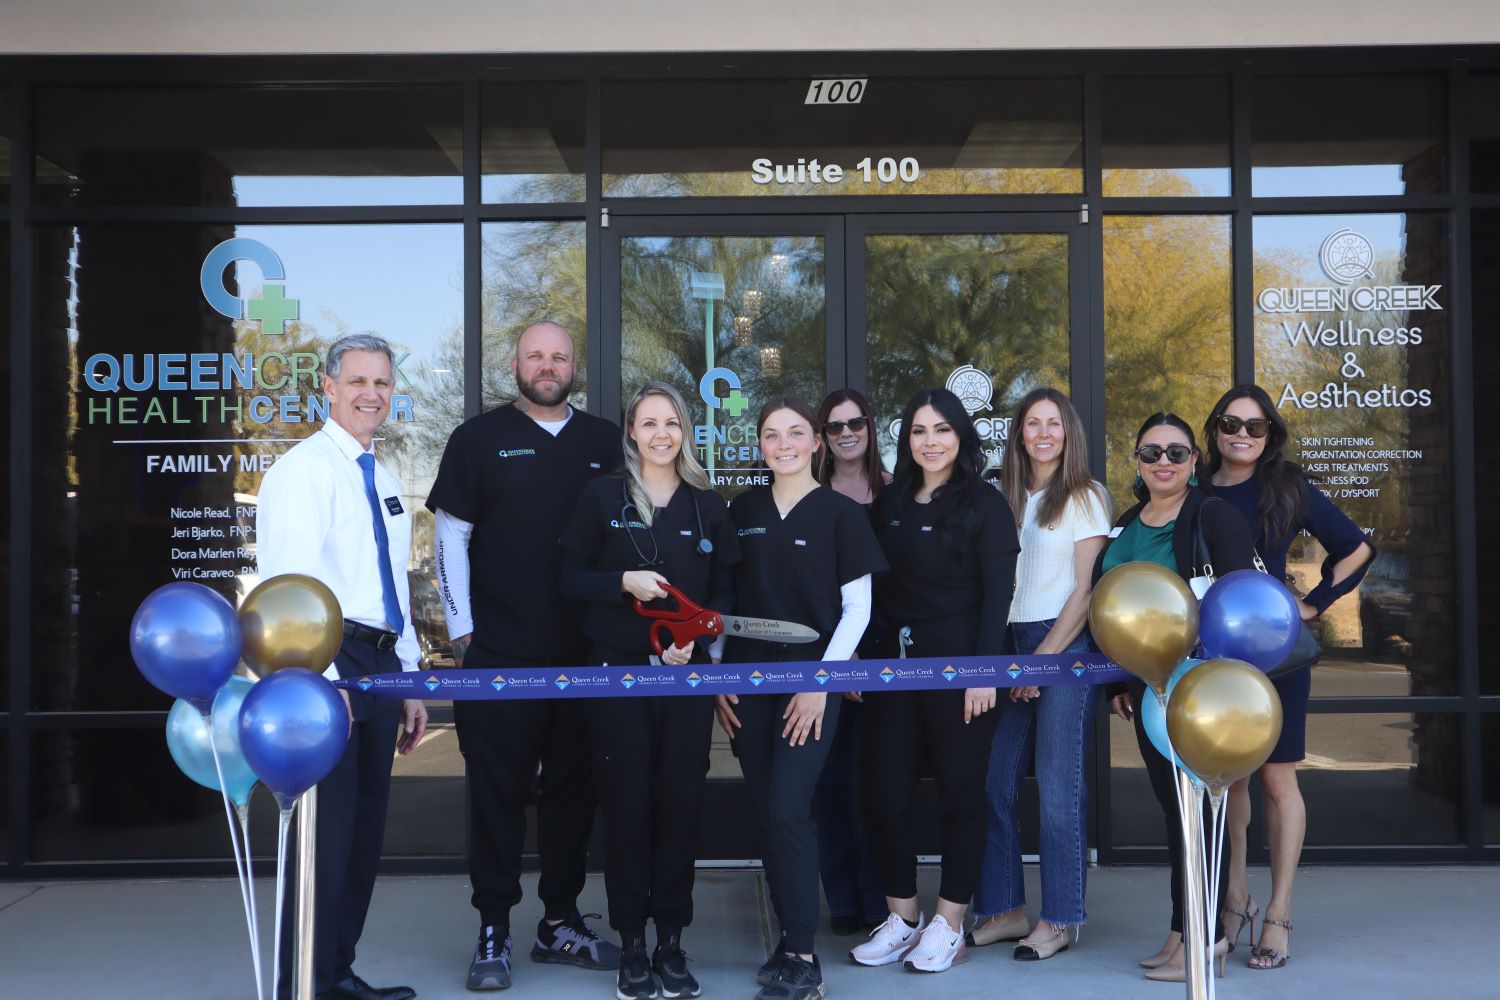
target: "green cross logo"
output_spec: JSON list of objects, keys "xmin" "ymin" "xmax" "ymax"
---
[{"xmin": 245, "ymin": 283, "xmax": 300, "ymax": 333}]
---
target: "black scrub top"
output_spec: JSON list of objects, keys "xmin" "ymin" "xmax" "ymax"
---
[
  {"xmin": 425, "ymin": 404, "xmax": 621, "ymax": 659},
  {"xmin": 725, "ymin": 484, "xmax": 887, "ymax": 662},
  {"xmin": 560, "ymin": 475, "xmax": 741, "ymax": 655},
  {"xmin": 871, "ymin": 481, "xmax": 1020, "ymax": 658}
]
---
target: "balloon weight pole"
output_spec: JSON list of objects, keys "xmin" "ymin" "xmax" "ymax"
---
[
  {"xmin": 273, "ymin": 807, "xmax": 292, "ymax": 1000},
  {"xmin": 1175, "ymin": 766, "xmax": 1210, "ymax": 1000},
  {"xmin": 1205, "ymin": 789, "xmax": 1228, "ymax": 1000},
  {"xmin": 210, "ymin": 730, "xmax": 265, "ymax": 1000},
  {"xmin": 295, "ymin": 786, "xmax": 318, "ymax": 1000}
]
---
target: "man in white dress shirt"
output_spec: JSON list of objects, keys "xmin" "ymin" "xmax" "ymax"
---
[{"xmin": 257, "ymin": 333, "xmax": 429, "ymax": 1000}]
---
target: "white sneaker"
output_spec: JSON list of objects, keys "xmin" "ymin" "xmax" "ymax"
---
[
  {"xmin": 850, "ymin": 912, "xmax": 926, "ymax": 967},
  {"xmin": 903, "ymin": 914, "xmax": 966, "ymax": 973}
]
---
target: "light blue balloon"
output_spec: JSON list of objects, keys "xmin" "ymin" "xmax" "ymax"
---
[
  {"xmin": 1141, "ymin": 658, "xmax": 1205, "ymax": 787},
  {"xmin": 165, "ymin": 677, "xmax": 259, "ymax": 807},
  {"xmin": 239, "ymin": 668, "xmax": 350, "ymax": 809},
  {"xmin": 131, "ymin": 582, "xmax": 243, "ymax": 712}
]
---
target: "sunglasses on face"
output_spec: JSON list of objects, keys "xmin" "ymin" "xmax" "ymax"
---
[
  {"xmin": 1135, "ymin": 443, "xmax": 1194, "ymax": 465},
  {"xmin": 823, "ymin": 416, "xmax": 870, "ymax": 434},
  {"xmin": 1217, "ymin": 414, "xmax": 1270, "ymax": 438}
]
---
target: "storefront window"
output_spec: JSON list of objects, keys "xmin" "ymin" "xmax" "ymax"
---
[
  {"xmin": 1474, "ymin": 75, "xmax": 1500, "ymax": 193},
  {"xmin": 31, "ymin": 223, "xmax": 463, "ymax": 712},
  {"xmin": 1251, "ymin": 75, "xmax": 1446, "ymax": 197},
  {"xmin": 1475, "ymin": 210, "xmax": 1500, "ymax": 695},
  {"xmin": 603, "ymin": 78, "xmax": 1082, "ymax": 197},
  {"xmin": 33, "ymin": 85, "xmax": 463, "ymax": 207},
  {"xmin": 2, "ymin": 224, "xmax": 10, "ymax": 711},
  {"xmin": 1101, "ymin": 215, "xmax": 1234, "ymax": 513},
  {"xmin": 619, "ymin": 233, "xmax": 826, "ymax": 494},
  {"xmin": 1102, "ymin": 77, "xmax": 1231, "ymax": 197},
  {"xmin": 1, "ymin": 89, "xmax": 11, "ymax": 202},
  {"xmin": 1484, "ymin": 714, "xmax": 1500, "ymax": 844},
  {"xmin": 864, "ymin": 231, "xmax": 1071, "ymax": 472},
  {"xmin": 480, "ymin": 221, "xmax": 588, "ymax": 412},
  {"xmin": 1254, "ymin": 213, "xmax": 1452, "ymax": 696},
  {"xmin": 482, "ymin": 82, "xmax": 586, "ymax": 203}
]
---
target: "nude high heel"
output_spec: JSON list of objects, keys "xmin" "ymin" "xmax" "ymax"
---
[
  {"xmin": 1222, "ymin": 896, "xmax": 1259, "ymax": 953},
  {"xmin": 1138, "ymin": 932, "xmax": 1181, "ymax": 969},
  {"xmin": 1143, "ymin": 937, "xmax": 1229, "ymax": 982}
]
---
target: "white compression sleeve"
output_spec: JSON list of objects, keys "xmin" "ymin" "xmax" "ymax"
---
[
  {"xmin": 822, "ymin": 574, "xmax": 872, "ymax": 662},
  {"xmin": 434, "ymin": 508, "xmax": 475, "ymax": 640}
]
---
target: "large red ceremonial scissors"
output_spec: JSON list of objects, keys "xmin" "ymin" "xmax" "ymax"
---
[{"xmin": 633, "ymin": 583, "xmax": 819, "ymax": 657}]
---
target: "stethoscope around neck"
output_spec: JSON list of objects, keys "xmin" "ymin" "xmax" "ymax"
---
[{"xmin": 620, "ymin": 478, "xmax": 714, "ymax": 568}]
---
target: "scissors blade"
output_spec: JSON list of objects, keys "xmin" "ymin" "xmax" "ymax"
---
[{"xmin": 719, "ymin": 615, "xmax": 820, "ymax": 643}]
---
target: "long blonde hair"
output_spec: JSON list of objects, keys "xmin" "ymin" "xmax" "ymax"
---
[
  {"xmin": 1000, "ymin": 387, "xmax": 1108, "ymax": 529},
  {"xmin": 623, "ymin": 381, "xmax": 711, "ymax": 525}
]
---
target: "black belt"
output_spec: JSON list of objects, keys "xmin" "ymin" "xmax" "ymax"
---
[{"xmin": 343, "ymin": 619, "xmax": 399, "ymax": 651}]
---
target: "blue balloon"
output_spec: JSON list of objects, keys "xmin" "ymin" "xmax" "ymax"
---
[
  {"xmin": 238, "ymin": 668, "xmax": 350, "ymax": 808},
  {"xmin": 165, "ymin": 678, "xmax": 260, "ymax": 808},
  {"xmin": 1141, "ymin": 658, "xmax": 1204, "ymax": 787},
  {"xmin": 130, "ymin": 582, "xmax": 243, "ymax": 711},
  {"xmin": 1199, "ymin": 569, "xmax": 1301, "ymax": 673}
]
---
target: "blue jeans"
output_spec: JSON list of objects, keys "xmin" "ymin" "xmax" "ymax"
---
[{"xmin": 973, "ymin": 620, "xmax": 1096, "ymax": 926}]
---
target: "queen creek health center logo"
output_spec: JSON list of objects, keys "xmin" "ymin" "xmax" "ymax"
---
[
  {"xmin": 200, "ymin": 238, "xmax": 302, "ymax": 331},
  {"xmin": 1319, "ymin": 228, "xmax": 1376, "ymax": 286},
  {"xmin": 699, "ymin": 368, "xmax": 749, "ymax": 416},
  {"xmin": 945, "ymin": 365, "xmax": 994, "ymax": 414}
]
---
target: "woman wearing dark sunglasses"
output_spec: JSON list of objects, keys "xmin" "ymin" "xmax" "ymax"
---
[
  {"xmin": 1202, "ymin": 385, "xmax": 1374, "ymax": 973},
  {"xmin": 810, "ymin": 389, "xmax": 893, "ymax": 937},
  {"xmin": 1098, "ymin": 412, "xmax": 1255, "ymax": 982}
]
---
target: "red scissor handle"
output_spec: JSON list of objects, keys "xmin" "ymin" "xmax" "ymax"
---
[{"xmin": 632, "ymin": 582, "xmax": 724, "ymax": 656}]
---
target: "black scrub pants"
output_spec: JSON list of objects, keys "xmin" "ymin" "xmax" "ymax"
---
[
  {"xmin": 584, "ymin": 644, "xmax": 715, "ymax": 939},
  {"xmin": 453, "ymin": 645, "xmax": 595, "ymax": 931},
  {"xmin": 1127, "ymin": 679, "xmax": 1227, "ymax": 941},
  {"xmin": 733, "ymin": 690, "xmax": 842, "ymax": 955},
  {"xmin": 277, "ymin": 639, "xmax": 402, "ymax": 999},
  {"xmin": 861, "ymin": 688, "xmax": 998, "ymax": 904}
]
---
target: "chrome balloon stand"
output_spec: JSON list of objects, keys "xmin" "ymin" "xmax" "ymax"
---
[
  {"xmin": 270, "ymin": 787, "xmax": 318, "ymax": 1000},
  {"xmin": 1161, "ymin": 682, "xmax": 1219, "ymax": 1000},
  {"xmin": 209, "ymin": 728, "xmax": 265, "ymax": 1000}
]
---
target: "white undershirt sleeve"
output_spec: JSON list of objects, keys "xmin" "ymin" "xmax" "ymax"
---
[
  {"xmin": 434, "ymin": 508, "xmax": 475, "ymax": 640},
  {"xmin": 822, "ymin": 574, "xmax": 872, "ymax": 662}
]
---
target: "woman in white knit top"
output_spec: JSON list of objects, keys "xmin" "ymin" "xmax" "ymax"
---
[{"xmin": 968, "ymin": 387, "xmax": 1110, "ymax": 962}]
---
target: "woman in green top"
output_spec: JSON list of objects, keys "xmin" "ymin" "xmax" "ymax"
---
[{"xmin": 1092, "ymin": 412, "xmax": 1254, "ymax": 982}]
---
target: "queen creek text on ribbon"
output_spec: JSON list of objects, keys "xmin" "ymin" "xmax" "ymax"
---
[{"xmin": 334, "ymin": 654, "xmax": 1130, "ymax": 701}]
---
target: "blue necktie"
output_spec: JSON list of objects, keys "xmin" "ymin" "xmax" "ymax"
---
[{"xmin": 357, "ymin": 452, "xmax": 405, "ymax": 635}]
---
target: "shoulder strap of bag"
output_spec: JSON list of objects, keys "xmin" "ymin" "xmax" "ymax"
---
[{"xmin": 1193, "ymin": 496, "xmax": 1217, "ymax": 585}]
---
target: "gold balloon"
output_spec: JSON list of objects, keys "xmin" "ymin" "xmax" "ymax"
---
[
  {"xmin": 1088, "ymin": 561, "xmax": 1200, "ymax": 693},
  {"xmin": 1166, "ymin": 658, "xmax": 1283, "ymax": 790},
  {"xmin": 239, "ymin": 574, "xmax": 344, "ymax": 676}
]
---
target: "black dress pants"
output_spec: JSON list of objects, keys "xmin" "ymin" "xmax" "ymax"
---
[
  {"xmin": 278, "ymin": 640, "xmax": 401, "ymax": 999},
  {"xmin": 584, "ymin": 644, "xmax": 715, "ymax": 937},
  {"xmin": 733, "ymin": 690, "xmax": 842, "ymax": 955},
  {"xmin": 861, "ymin": 688, "xmax": 998, "ymax": 904},
  {"xmin": 453, "ymin": 647, "xmax": 595, "ymax": 929},
  {"xmin": 1127, "ymin": 679, "xmax": 1227, "ymax": 941}
]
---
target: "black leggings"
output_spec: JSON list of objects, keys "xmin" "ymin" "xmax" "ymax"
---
[
  {"xmin": 584, "ymin": 644, "xmax": 714, "ymax": 937},
  {"xmin": 861, "ymin": 688, "xmax": 998, "ymax": 904},
  {"xmin": 733, "ymin": 691, "xmax": 843, "ymax": 955},
  {"xmin": 1128, "ymin": 679, "xmax": 1227, "ymax": 940}
]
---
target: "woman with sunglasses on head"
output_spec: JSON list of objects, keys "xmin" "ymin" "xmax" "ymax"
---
[
  {"xmin": 810, "ymin": 389, "xmax": 893, "ymax": 936},
  {"xmin": 714, "ymin": 395, "xmax": 887, "ymax": 1000},
  {"xmin": 1202, "ymin": 385, "xmax": 1374, "ymax": 973},
  {"xmin": 560, "ymin": 381, "xmax": 743, "ymax": 1000},
  {"xmin": 969, "ymin": 388, "xmax": 1111, "ymax": 962},
  {"xmin": 850, "ymin": 388, "xmax": 1020, "ymax": 975},
  {"xmin": 1100, "ymin": 413, "xmax": 1254, "ymax": 982}
]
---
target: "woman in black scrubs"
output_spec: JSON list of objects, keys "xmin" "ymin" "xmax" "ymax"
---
[
  {"xmin": 713, "ymin": 395, "xmax": 887, "ymax": 1000},
  {"xmin": 851, "ymin": 388, "xmax": 1019, "ymax": 975},
  {"xmin": 561, "ymin": 381, "xmax": 741, "ymax": 1000}
]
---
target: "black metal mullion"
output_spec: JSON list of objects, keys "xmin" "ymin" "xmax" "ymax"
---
[
  {"xmin": 586, "ymin": 73, "xmax": 603, "ymax": 418},
  {"xmin": 1232, "ymin": 67, "xmax": 1255, "ymax": 385},
  {"xmin": 463, "ymin": 79, "xmax": 481, "ymax": 421},
  {"xmin": 823, "ymin": 215, "xmax": 845, "ymax": 393},
  {"xmin": 8, "ymin": 79, "xmax": 32, "ymax": 876}
]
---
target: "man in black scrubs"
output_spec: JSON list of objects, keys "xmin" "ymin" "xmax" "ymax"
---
[{"xmin": 427, "ymin": 321, "xmax": 622, "ymax": 991}]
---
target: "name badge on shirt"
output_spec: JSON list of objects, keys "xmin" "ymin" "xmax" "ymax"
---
[
  {"xmin": 1108, "ymin": 526, "xmax": 1124, "ymax": 538},
  {"xmin": 590, "ymin": 462, "xmax": 602, "ymax": 469},
  {"xmin": 679, "ymin": 530, "xmax": 693, "ymax": 536},
  {"xmin": 921, "ymin": 525, "xmax": 933, "ymax": 532},
  {"xmin": 384, "ymin": 496, "xmax": 404, "ymax": 516},
  {"xmin": 794, "ymin": 539, "xmax": 807, "ymax": 546}
]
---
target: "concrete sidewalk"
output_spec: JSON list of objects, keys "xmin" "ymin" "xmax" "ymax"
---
[{"xmin": 1, "ymin": 866, "xmax": 1494, "ymax": 999}]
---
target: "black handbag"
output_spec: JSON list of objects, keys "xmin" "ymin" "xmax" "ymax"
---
[{"xmin": 1193, "ymin": 497, "xmax": 1321, "ymax": 681}]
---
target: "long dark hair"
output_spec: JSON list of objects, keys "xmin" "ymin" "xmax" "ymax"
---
[
  {"xmin": 1201, "ymin": 384, "xmax": 1306, "ymax": 539},
  {"xmin": 1132, "ymin": 412, "xmax": 1198, "ymax": 503},
  {"xmin": 816, "ymin": 388, "xmax": 887, "ymax": 500},
  {"xmin": 1000, "ymin": 387, "xmax": 1107, "ymax": 530},
  {"xmin": 877, "ymin": 388, "xmax": 990, "ymax": 551}
]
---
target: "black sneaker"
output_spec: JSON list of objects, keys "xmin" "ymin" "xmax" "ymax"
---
[
  {"xmin": 532, "ymin": 910, "xmax": 622, "ymax": 970},
  {"xmin": 617, "ymin": 935, "xmax": 659, "ymax": 1000},
  {"xmin": 468, "ymin": 924, "xmax": 512, "ymax": 990},
  {"xmin": 652, "ymin": 929, "xmax": 701, "ymax": 999},
  {"xmin": 756, "ymin": 934, "xmax": 788, "ymax": 985},
  {"xmin": 755, "ymin": 954, "xmax": 826, "ymax": 1000}
]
